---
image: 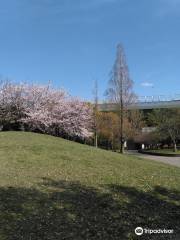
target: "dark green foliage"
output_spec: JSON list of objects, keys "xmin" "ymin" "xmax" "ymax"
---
[{"xmin": 148, "ymin": 109, "xmax": 180, "ymax": 151}]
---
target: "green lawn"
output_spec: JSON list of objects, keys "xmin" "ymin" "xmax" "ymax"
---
[
  {"xmin": 146, "ymin": 149, "xmax": 180, "ymax": 155},
  {"xmin": 0, "ymin": 131, "xmax": 180, "ymax": 240}
]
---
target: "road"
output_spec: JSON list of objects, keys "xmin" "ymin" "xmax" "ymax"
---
[{"xmin": 126, "ymin": 151, "xmax": 180, "ymax": 167}]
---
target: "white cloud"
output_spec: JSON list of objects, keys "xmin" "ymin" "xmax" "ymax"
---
[{"xmin": 141, "ymin": 82, "xmax": 154, "ymax": 88}]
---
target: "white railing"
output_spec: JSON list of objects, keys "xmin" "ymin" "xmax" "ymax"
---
[{"xmin": 137, "ymin": 94, "xmax": 180, "ymax": 103}]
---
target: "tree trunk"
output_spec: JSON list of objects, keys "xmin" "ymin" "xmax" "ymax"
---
[
  {"xmin": 120, "ymin": 141, "xmax": 124, "ymax": 153},
  {"xmin": 94, "ymin": 132, "xmax": 98, "ymax": 148},
  {"xmin": 111, "ymin": 132, "xmax": 114, "ymax": 151},
  {"xmin": 120, "ymin": 105, "xmax": 124, "ymax": 154},
  {"xmin": 173, "ymin": 142, "xmax": 177, "ymax": 152}
]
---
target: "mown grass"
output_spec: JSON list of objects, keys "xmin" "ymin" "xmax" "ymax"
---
[
  {"xmin": 0, "ymin": 131, "xmax": 180, "ymax": 240},
  {"xmin": 146, "ymin": 149, "xmax": 180, "ymax": 155}
]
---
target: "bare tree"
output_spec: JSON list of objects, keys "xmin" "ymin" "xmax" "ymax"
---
[
  {"xmin": 92, "ymin": 80, "xmax": 99, "ymax": 148},
  {"xmin": 106, "ymin": 44, "xmax": 136, "ymax": 153}
]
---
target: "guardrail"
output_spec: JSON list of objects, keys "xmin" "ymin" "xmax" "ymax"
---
[
  {"xmin": 137, "ymin": 94, "xmax": 180, "ymax": 103},
  {"xmin": 98, "ymin": 99, "xmax": 180, "ymax": 110}
]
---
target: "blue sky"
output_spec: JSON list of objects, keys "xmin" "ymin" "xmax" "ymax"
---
[{"xmin": 0, "ymin": 0, "xmax": 180, "ymax": 100}]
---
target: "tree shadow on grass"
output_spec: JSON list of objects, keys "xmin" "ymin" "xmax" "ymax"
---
[
  {"xmin": 0, "ymin": 179, "xmax": 179, "ymax": 240},
  {"xmin": 108, "ymin": 184, "xmax": 180, "ymax": 239}
]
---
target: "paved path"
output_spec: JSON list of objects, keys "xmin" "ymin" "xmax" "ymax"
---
[{"xmin": 126, "ymin": 151, "xmax": 180, "ymax": 167}]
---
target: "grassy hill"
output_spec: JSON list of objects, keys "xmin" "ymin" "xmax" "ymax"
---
[{"xmin": 0, "ymin": 131, "xmax": 179, "ymax": 239}]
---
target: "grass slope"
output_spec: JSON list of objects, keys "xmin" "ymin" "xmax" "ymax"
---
[{"xmin": 0, "ymin": 131, "xmax": 180, "ymax": 240}]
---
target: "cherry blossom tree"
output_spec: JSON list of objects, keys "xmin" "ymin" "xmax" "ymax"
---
[
  {"xmin": 0, "ymin": 80, "xmax": 27, "ymax": 130},
  {"xmin": 0, "ymin": 80, "xmax": 93, "ymax": 139}
]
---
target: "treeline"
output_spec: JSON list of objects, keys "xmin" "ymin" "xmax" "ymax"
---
[
  {"xmin": 0, "ymin": 80, "xmax": 144, "ymax": 150},
  {"xmin": 1, "ymin": 80, "xmax": 179, "ymax": 152}
]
